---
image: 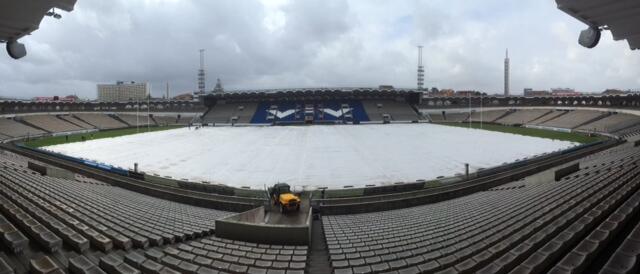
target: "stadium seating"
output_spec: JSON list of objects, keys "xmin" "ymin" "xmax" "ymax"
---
[
  {"xmin": 323, "ymin": 144, "xmax": 640, "ymax": 273},
  {"xmin": 597, "ymin": 217, "xmax": 640, "ymax": 274},
  {"xmin": 108, "ymin": 236, "xmax": 308, "ymax": 274},
  {"xmin": 427, "ymin": 111, "xmax": 470, "ymax": 123},
  {"xmin": 203, "ymin": 103, "xmax": 241, "ymax": 123},
  {"xmin": 0, "ymin": 133, "xmax": 12, "ymax": 141},
  {"xmin": 203, "ymin": 103, "xmax": 258, "ymax": 124},
  {"xmin": 445, "ymin": 112, "xmax": 470, "ymax": 122},
  {"xmin": 5, "ymin": 102, "xmax": 640, "ymax": 274},
  {"xmin": 537, "ymin": 110, "xmax": 608, "ymax": 129},
  {"xmin": 428, "ymin": 112, "xmax": 446, "ymax": 122},
  {"xmin": 467, "ymin": 109, "xmax": 509, "ymax": 123},
  {"xmin": 362, "ymin": 100, "xmax": 417, "ymax": 122},
  {"xmin": 116, "ymin": 114, "xmax": 156, "ymax": 127},
  {"xmin": 0, "ymin": 162, "xmax": 230, "ymax": 244},
  {"xmin": 0, "ymin": 151, "xmax": 309, "ymax": 273},
  {"xmin": 251, "ymin": 100, "xmax": 370, "ymax": 123},
  {"xmin": 495, "ymin": 109, "xmax": 551, "ymax": 125},
  {"xmin": 73, "ymin": 113, "xmax": 128, "ymax": 130},
  {"xmin": 177, "ymin": 116, "xmax": 194, "ymax": 125},
  {"xmin": 58, "ymin": 114, "xmax": 96, "ymax": 129},
  {"xmin": 152, "ymin": 115, "xmax": 184, "ymax": 126},
  {"xmin": 576, "ymin": 113, "xmax": 640, "ymax": 133},
  {"xmin": 617, "ymin": 124, "xmax": 640, "ymax": 139},
  {"xmin": 21, "ymin": 115, "xmax": 84, "ymax": 133},
  {"xmin": 527, "ymin": 110, "xmax": 569, "ymax": 125},
  {"xmin": 0, "ymin": 117, "xmax": 46, "ymax": 138}
]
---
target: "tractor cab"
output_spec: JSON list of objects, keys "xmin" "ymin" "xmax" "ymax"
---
[{"xmin": 268, "ymin": 183, "xmax": 301, "ymax": 213}]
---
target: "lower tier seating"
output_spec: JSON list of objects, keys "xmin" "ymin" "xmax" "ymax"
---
[
  {"xmin": 116, "ymin": 114, "xmax": 156, "ymax": 127},
  {"xmin": 0, "ymin": 118, "xmax": 46, "ymax": 138},
  {"xmin": 21, "ymin": 115, "xmax": 83, "ymax": 133},
  {"xmin": 73, "ymin": 114, "xmax": 128, "ymax": 130},
  {"xmin": 495, "ymin": 109, "xmax": 551, "ymax": 125},
  {"xmin": 323, "ymin": 145, "xmax": 640, "ymax": 273},
  {"xmin": 468, "ymin": 110, "xmax": 509, "ymax": 123},
  {"xmin": 0, "ymin": 151, "xmax": 306, "ymax": 274}
]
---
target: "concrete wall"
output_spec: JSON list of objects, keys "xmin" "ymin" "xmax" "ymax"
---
[
  {"xmin": 215, "ymin": 207, "xmax": 311, "ymax": 245},
  {"xmin": 144, "ymin": 173, "xmax": 180, "ymax": 187},
  {"xmin": 555, "ymin": 163, "xmax": 580, "ymax": 181},
  {"xmin": 28, "ymin": 161, "xmax": 76, "ymax": 180}
]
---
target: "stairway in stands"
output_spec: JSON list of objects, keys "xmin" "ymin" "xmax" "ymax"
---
[{"xmin": 307, "ymin": 218, "xmax": 332, "ymax": 273}]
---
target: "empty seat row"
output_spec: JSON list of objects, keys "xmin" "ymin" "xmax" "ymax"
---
[
  {"xmin": 0, "ymin": 177, "xmax": 113, "ymax": 251},
  {"xmin": 0, "ymin": 163, "xmax": 227, "ymax": 252},
  {"xmin": 0, "ymin": 183, "xmax": 90, "ymax": 252},
  {"xmin": 0, "ymin": 213, "xmax": 28, "ymax": 253},
  {"xmin": 21, "ymin": 115, "xmax": 84, "ymax": 133},
  {"xmin": 110, "ymin": 235, "xmax": 308, "ymax": 274},
  {"xmin": 0, "ymin": 194, "xmax": 62, "ymax": 252}
]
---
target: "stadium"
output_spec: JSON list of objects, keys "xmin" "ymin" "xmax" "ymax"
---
[
  {"xmin": 1, "ymin": 88, "xmax": 640, "ymax": 274},
  {"xmin": 2, "ymin": 0, "xmax": 640, "ymax": 274}
]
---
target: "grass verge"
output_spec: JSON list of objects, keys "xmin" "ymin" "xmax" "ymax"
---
[
  {"xmin": 24, "ymin": 125, "xmax": 184, "ymax": 148},
  {"xmin": 436, "ymin": 122, "xmax": 605, "ymax": 144}
]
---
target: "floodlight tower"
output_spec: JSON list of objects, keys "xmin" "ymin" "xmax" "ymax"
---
[
  {"xmin": 198, "ymin": 49, "xmax": 206, "ymax": 94},
  {"xmin": 417, "ymin": 46, "xmax": 425, "ymax": 91},
  {"xmin": 504, "ymin": 49, "xmax": 510, "ymax": 96}
]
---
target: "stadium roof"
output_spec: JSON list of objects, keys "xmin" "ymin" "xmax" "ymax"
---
[
  {"xmin": 204, "ymin": 87, "xmax": 419, "ymax": 100},
  {"xmin": 0, "ymin": 0, "xmax": 76, "ymax": 43},
  {"xmin": 220, "ymin": 87, "xmax": 416, "ymax": 94},
  {"xmin": 556, "ymin": 0, "xmax": 640, "ymax": 50}
]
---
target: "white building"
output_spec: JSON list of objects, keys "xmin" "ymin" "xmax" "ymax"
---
[{"xmin": 97, "ymin": 81, "xmax": 150, "ymax": 102}]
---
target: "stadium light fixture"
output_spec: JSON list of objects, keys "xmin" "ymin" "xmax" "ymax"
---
[
  {"xmin": 6, "ymin": 40, "xmax": 27, "ymax": 59},
  {"xmin": 578, "ymin": 26, "xmax": 601, "ymax": 49},
  {"xmin": 46, "ymin": 8, "xmax": 63, "ymax": 19}
]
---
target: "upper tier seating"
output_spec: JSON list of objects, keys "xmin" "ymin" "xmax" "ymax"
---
[
  {"xmin": 323, "ymin": 144, "xmax": 640, "ymax": 273},
  {"xmin": 0, "ymin": 118, "xmax": 46, "ymax": 138},
  {"xmin": 73, "ymin": 113, "xmax": 128, "ymax": 130},
  {"xmin": 21, "ymin": 115, "xmax": 83, "ymax": 133},
  {"xmin": 495, "ymin": 109, "xmax": 551, "ymax": 125},
  {"xmin": 537, "ymin": 110, "xmax": 608, "ymax": 129}
]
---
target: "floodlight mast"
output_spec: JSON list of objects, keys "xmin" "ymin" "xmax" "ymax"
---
[
  {"xmin": 198, "ymin": 49, "xmax": 206, "ymax": 94},
  {"xmin": 417, "ymin": 46, "xmax": 425, "ymax": 91}
]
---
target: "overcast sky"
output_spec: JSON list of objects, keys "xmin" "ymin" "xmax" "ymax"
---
[{"xmin": 1, "ymin": 0, "xmax": 639, "ymax": 99}]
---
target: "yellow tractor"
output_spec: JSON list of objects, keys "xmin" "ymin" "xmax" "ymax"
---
[{"xmin": 268, "ymin": 183, "xmax": 301, "ymax": 213}]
